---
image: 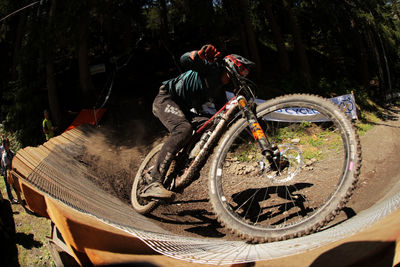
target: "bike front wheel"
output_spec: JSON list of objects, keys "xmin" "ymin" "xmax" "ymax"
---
[{"xmin": 208, "ymin": 94, "xmax": 361, "ymax": 243}]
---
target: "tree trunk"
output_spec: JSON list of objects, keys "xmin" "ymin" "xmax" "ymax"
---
[
  {"xmin": 265, "ymin": 2, "xmax": 290, "ymax": 73},
  {"xmin": 46, "ymin": 0, "xmax": 62, "ymax": 126},
  {"xmin": 350, "ymin": 18, "xmax": 369, "ymax": 90},
  {"xmin": 159, "ymin": 0, "xmax": 181, "ymax": 73},
  {"xmin": 283, "ymin": 0, "xmax": 311, "ymax": 86},
  {"xmin": 239, "ymin": 0, "xmax": 262, "ymax": 76},
  {"xmin": 366, "ymin": 28, "xmax": 385, "ymax": 98},
  {"xmin": 239, "ymin": 20, "xmax": 249, "ymax": 57},
  {"xmin": 78, "ymin": 1, "xmax": 94, "ymax": 102},
  {"xmin": 159, "ymin": 0, "xmax": 169, "ymax": 37},
  {"xmin": 12, "ymin": 2, "xmax": 28, "ymax": 79}
]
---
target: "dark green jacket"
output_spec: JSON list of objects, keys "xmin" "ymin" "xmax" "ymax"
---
[{"xmin": 162, "ymin": 51, "xmax": 227, "ymax": 112}]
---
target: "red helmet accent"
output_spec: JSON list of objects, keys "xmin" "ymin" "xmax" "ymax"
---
[{"xmin": 224, "ymin": 54, "xmax": 254, "ymax": 77}]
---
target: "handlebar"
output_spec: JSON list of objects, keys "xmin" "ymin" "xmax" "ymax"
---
[{"xmin": 219, "ymin": 58, "xmax": 257, "ymax": 102}]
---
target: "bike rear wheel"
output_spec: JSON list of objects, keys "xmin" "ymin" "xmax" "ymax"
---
[
  {"xmin": 131, "ymin": 143, "xmax": 163, "ymax": 214},
  {"xmin": 208, "ymin": 94, "xmax": 361, "ymax": 243}
]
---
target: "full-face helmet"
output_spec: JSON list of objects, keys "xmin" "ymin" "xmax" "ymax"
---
[{"xmin": 223, "ymin": 54, "xmax": 255, "ymax": 77}]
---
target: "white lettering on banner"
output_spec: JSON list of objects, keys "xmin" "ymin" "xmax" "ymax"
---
[
  {"xmin": 201, "ymin": 92, "xmax": 358, "ymax": 122},
  {"xmin": 275, "ymin": 108, "xmax": 319, "ymax": 116},
  {"xmin": 257, "ymin": 94, "xmax": 357, "ymax": 121}
]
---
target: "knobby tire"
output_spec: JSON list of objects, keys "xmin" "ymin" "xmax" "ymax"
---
[{"xmin": 208, "ymin": 94, "xmax": 361, "ymax": 243}]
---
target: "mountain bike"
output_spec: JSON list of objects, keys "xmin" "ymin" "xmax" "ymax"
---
[{"xmin": 131, "ymin": 58, "xmax": 361, "ymax": 243}]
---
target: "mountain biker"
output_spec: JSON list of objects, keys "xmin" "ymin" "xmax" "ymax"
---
[{"xmin": 140, "ymin": 44, "xmax": 254, "ymax": 200}]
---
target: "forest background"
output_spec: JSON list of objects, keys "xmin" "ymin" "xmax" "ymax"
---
[{"xmin": 1, "ymin": 0, "xmax": 400, "ymax": 148}]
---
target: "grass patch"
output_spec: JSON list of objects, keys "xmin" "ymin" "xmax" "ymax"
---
[
  {"xmin": 0, "ymin": 176, "xmax": 54, "ymax": 266},
  {"xmin": 228, "ymin": 94, "xmax": 392, "ymax": 162},
  {"xmin": 302, "ymin": 148, "xmax": 322, "ymax": 160},
  {"xmin": 355, "ymin": 111, "xmax": 380, "ymax": 136},
  {"xmin": 230, "ymin": 121, "xmax": 344, "ymax": 163},
  {"xmin": 275, "ymin": 122, "xmax": 342, "ymax": 160},
  {"xmin": 353, "ymin": 97, "xmax": 397, "ymax": 136},
  {"xmin": 232, "ymin": 142, "xmax": 261, "ymax": 162}
]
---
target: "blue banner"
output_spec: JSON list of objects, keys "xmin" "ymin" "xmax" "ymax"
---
[{"xmin": 202, "ymin": 92, "xmax": 358, "ymax": 122}]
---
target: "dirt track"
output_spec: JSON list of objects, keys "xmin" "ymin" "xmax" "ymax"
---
[{"xmin": 81, "ymin": 98, "xmax": 400, "ymax": 240}]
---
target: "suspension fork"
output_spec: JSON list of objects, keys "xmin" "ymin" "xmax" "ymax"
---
[{"xmin": 237, "ymin": 96, "xmax": 277, "ymax": 159}]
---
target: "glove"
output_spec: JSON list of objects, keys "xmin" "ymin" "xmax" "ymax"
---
[{"xmin": 198, "ymin": 44, "xmax": 221, "ymax": 62}]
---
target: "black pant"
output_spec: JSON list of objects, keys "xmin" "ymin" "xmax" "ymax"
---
[
  {"xmin": 2, "ymin": 170, "xmax": 13, "ymax": 200},
  {"xmin": 150, "ymin": 87, "xmax": 193, "ymax": 182}
]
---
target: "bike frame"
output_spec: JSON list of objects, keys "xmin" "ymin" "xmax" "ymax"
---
[
  {"xmin": 195, "ymin": 96, "xmax": 237, "ymax": 135},
  {"xmin": 173, "ymin": 92, "xmax": 272, "ymax": 189},
  {"xmin": 173, "ymin": 96, "xmax": 239, "ymax": 189}
]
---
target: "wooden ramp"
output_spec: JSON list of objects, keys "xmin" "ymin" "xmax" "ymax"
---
[{"xmin": 9, "ymin": 125, "xmax": 400, "ymax": 266}]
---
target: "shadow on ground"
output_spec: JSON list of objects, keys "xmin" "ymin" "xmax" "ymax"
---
[
  {"xmin": 311, "ymin": 241, "xmax": 396, "ymax": 267},
  {"xmin": 1, "ymin": 200, "xmax": 19, "ymax": 267}
]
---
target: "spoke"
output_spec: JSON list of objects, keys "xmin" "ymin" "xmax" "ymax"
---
[
  {"xmin": 227, "ymin": 174, "xmax": 251, "ymax": 191},
  {"xmin": 284, "ymin": 185, "xmax": 300, "ymax": 220},
  {"xmin": 255, "ymin": 186, "xmax": 270, "ymax": 225},
  {"xmin": 233, "ymin": 188, "xmax": 261, "ymax": 213},
  {"xmin": 283, "ymin": 187, "xmax": 290, "ymax": 224},
  {"xmin": 243, "ymin": 193, "xmax": 257, "ymax": 220},
  {"xmin": 291, "ymin": 183, "xmax": 315, "ymax": 215}
]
